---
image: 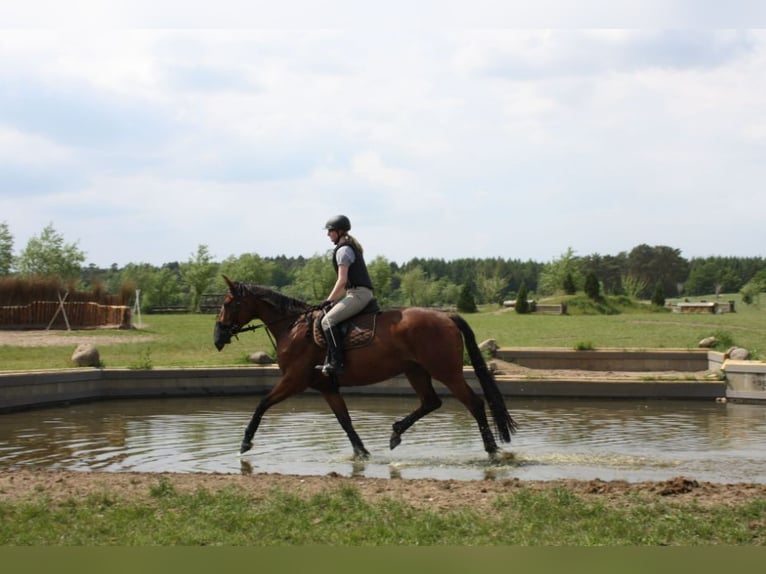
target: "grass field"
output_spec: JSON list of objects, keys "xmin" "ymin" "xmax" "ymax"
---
[
  {"xmin": 0, "ymin": 293, "xmax": 764, "ymax": 371},
  {"xmin": 1, "ymin": 480, "xmax": 764, "ymax": 545}
]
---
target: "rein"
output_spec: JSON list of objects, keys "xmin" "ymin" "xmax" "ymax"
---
[{"xmin": 231, "ymin": 322, "xmax": 278, "ymax": 352}]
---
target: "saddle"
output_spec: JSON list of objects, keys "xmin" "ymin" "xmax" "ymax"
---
[{"xmin": 310, "ymin": 299, "xmax": 380, "ymax": 350}]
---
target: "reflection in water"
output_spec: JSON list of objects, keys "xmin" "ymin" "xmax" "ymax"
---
[{"xmin": 1, "ymin": 395, "xmax": 765, "ymax": 483}]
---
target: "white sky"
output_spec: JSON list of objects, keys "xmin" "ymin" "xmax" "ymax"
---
[{"xmin": 2, "ymin": 2, "xmax": 766, "ymax": 267}]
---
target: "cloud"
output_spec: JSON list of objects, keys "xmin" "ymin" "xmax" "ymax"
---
[{"xmin": 1, "ymin": 25, "xmax": 765, "ymax": 268}]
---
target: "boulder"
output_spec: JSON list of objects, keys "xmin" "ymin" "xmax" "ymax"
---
[
  {"xmin": 248, "ymin": 351, "xmax": 274, "ymax": 365},
  {"xmin": 728, "ymin": 347, "xmax": 750, "ymax": 361},
  {"xmin": 71, "ymin": 343, "xmax": 101, "ymax": 367},
  {"xmin": 698, "ymin": 336, "xmax": 717, "ymax": 348},
  {"xmin": 479, "ymin": 339, "xmax": 499, "ymax": 357}
]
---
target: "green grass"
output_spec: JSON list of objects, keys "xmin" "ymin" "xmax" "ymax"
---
[
  {"xmin": 1, "ymin": 481, "xmax": 763, "ymax": 545},
  {"xmin": 1, "ymin": 293, "xmax": 765, "ymax": 371},
  {"xmin": 471, "ymin": 293, "xmax": 766, "ymax": 356},
  {"xmin": 0, "ymin": 314, "xmax": 272, "ymax": 371}
]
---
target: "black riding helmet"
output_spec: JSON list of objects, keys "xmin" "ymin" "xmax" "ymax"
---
[{"xmin": 325, "ymin": 215, "xmax": 351, "ymax": 232}]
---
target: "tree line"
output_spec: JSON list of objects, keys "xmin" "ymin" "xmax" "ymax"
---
[{"xmin": 2, "ymin": 222, "xmax": 765, "ymax": 311}]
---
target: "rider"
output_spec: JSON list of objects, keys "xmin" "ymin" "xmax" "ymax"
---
[{"xmin": 318, "ymin": 215, "xmax": 375, "ymax": 376}]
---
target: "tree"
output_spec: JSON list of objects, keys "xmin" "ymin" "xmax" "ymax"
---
[
  {"xmin": 515, "ymin": 281, "xmax": 530, "ymax": 314},
  {"xmin": 625, "ymin": 244, "xmax": 688, "ymax": 299},
  {"xmin": 651, "ymin": 282, "xmax": 666, "ymax": 307},
  {"xmin": 218, "ymin": 253, "xmax": 278, "ymax": 287},
  {"xmin": 287, "ymin": 253, "xmax": 336, "ymax": 302},
  {"xmin": 538, "ymin": 247, "xmax": 580, "ymax": 295},
  {"xmin": 0, "ymin": 221, "xmax": 13, "ymax": 275},
  {"xmin": 399, "ymin": 266, "xmax": 433, "ymax": 306},
  {"xmin": 119, "ymin": 263, "xmax": 183, "ymax": 310},
  {"xmin": 563, "ymin": 272, "xmax": 577, "ymax": 295},
  {"xmin": 578, "ymin": 253, "xmax": 626, "ymax": 295},
  {"xmin": 740, "ymin": 268, "xmax": 766, "ymax": 305},
  {"xmin": 621, "ymin": 273, "xmax": 648, "ymax": 300},
  {"xmin": 367, "ymin": 256, "xmax": 393, "ymax": 306},
  {"xmin": 456, "ymin": 282, "xmax": 477, "ymax": 313},
  {"xmin": 180, "ymin": 245, "xmax": 218, "ymax": 312},
  {"xmin": 17, "ymin": 223, "xmax": 85, "ymax": 280},
  {"xmin": 476, "ymin": 271, "xmax": 508, "ymax": 305},
  {"xmin": 584, "ymin": 272, "xmax": 601, "ymax": 301}
]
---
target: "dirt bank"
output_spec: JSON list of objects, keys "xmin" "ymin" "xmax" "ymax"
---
[{"xmin": 2, "ymin": 469, "xmax": 764, "ymax": 511}]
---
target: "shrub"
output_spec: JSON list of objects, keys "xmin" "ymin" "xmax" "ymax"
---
[
  {"xmin": 515, "ymin": 282, "xmax": 530, "ymax": 314},
  {"xmin": 563, "ymin": 272, "xmax": 577, "ymax": 295},
  {"xmin": 584, "ymin": 272, "xmax": 601, "ymax": 301},
  {"xmin": 456, "ymin": 282, "xmax": 477, "ymax": 313}
]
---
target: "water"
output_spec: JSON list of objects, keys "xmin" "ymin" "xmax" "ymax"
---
[{"xmin": 1, "ymin": 395, "xmax": 765, "ymax": 482}]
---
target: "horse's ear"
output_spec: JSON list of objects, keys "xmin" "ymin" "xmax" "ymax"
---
[{"xmin": 223, "ymin": 275, "xmax": 234, "ymax": 291}]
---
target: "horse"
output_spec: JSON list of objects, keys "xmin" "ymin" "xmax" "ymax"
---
[{"xmin": 214, "ymin": 276, "xmax": 517, "ymax": 459}]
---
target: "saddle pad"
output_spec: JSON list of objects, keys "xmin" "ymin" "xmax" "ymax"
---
[{"xmin": 312, "ymin": 311, "xmax": 377, "ymax": 350}]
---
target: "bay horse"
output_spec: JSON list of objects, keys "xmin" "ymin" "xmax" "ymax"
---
[{"xmin": 214, "ymin": 276, "xmax": 517, "ymax": 459}]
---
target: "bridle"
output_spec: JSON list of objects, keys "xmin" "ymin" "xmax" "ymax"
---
[
  {"xmin": 217, "ymin": 284, "xmax": 317, "ymax": 352},
  {"xmin": 216, "ymin": 288, "xmax": 272, "ymax": 349}
]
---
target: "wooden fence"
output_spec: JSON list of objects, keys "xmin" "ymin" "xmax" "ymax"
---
[{"xmin": 0, "ymin": 301, "xmax": 131, "ymax": 330}]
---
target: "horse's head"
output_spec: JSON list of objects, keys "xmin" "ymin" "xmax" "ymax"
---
[{"xmin": 214, "ymin": 276, "xmax": 250, "ymax": 351}]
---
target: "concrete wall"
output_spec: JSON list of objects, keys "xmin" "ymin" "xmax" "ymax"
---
[
  {"xmin": 496, "ymin": 348, "xmax": 712, "ymax": 372},
  {"xmin": 1, "ymin": 360, "xmax": 728, "ymax": 413},
  {"xmin": 724, "ymin": 360, "xmax": 766, "ymax": 402}
]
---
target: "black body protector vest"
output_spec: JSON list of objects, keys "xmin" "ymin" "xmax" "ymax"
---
[{"xmin": 333, "ymin": 240, "xmax": 374, "ymax": 290}]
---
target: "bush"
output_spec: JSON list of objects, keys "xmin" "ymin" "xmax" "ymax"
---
[
  {"xmin": 584, "ymin": 272, "xmax": 601, "ymax": 301},
  {"xmin": 515, "ymin": 282, "xmax": 530, "ymax": 314},
  {"xmin": 456, "ymin": 282, "xmax": 477, "ymax": 313},
  {"xmin": 563, "ymin": 272, "xmax": 577, "ymax": 295}
]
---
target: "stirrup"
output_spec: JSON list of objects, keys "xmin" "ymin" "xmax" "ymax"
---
[{"xmin": 321, "ymin": 362, "xmax": 343, "ymax": 376}]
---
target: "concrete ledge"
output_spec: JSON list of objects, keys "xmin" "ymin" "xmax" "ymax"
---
[
  {"xmin": 497, "ymin": 348, "xmax": 713, "ymax": 372},
  {"xmin": 496, "ymin": 377, "xmax": 725, "ymax": 399},
  {"xmin": 724, "ymin": 359, "xmax": 766, "ymax": 402},
  {"xmin": 0, "ymin": 367, "xmax": 278, "ymax": 412},
  {"xmin": 1, "ymin": 365, "xmax": 728, "ymax": 413}
]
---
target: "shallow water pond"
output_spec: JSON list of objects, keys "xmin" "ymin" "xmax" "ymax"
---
[{"xmin": 1, "ymin": 395, "xmax": 765, "ymax": 482}]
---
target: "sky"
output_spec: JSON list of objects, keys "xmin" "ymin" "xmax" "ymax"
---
[{"xmin": 2, "ymin": 2, "xmax": 766, "ymax": 268}]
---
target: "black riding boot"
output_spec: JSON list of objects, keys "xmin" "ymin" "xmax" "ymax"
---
[{"xmin": 320, "ymin": 326, "xmax": 345, "ymax": 376}]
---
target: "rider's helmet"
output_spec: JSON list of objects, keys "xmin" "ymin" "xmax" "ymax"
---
[{"xmin": 324, "ymin": 215, "xmax": 351, "ymax": 232}]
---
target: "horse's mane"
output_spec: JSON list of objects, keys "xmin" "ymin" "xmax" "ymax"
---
[{"xmin": 241, "ymin": 283, "xmax": 313, "ymax": 316}]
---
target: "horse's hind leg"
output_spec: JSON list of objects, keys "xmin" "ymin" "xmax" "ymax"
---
[
  {"xmin": 390, "ymin": 365, "xmax": 442, "ymax": 450},
  {"xmin": 441, "ymin": 376, "xmax": 499, "ymax": 456},
  {"xmin": 321, "ymin": 389, "xmax": 370, "ymax": 459}
]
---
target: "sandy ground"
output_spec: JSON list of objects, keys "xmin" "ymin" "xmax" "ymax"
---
[{"xmin": 0, "ymin": 329, "xmax": 156, "ymax": 347}]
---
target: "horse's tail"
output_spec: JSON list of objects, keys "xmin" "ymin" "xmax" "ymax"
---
[{"xmin": 450, "ymin": 314, "xmax": 518, "ymax": 443}]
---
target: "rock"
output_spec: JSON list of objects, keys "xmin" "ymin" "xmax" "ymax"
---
[
  {"xmin": 698, "ymin": 336, "xmax": 717, "ymax": 348},
  {"xmin": 728, "ymin": 347, "xmax": 750, "ymax": 361},
  {"xmin": 479, "ymin": 339, "xmax": 498, "ymax": 357},
  {"xmin": 248, "ymin": 351, "xmax": 274, "ymax": 365},
  {"xmin": 71, "ymin": 343, "xmax": 101, "ymax": 367}
]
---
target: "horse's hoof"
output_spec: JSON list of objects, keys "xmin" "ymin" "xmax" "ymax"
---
[
  {"xmin": 240, "ymin": 440, "xmax": 253, "ymax": 454},
  {"xmin": 353, "ymin": 447, "xmax": 370, "ymax": 460},
  {"xmin": 389, "ymin": 433, "xmax": 402, "ymax": 450},
  {"xmin": 490, "ymin": 450, "xmax": 515, "ymax": 463}
]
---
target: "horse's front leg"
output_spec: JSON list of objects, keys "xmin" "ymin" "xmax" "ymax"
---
[
  {"xmin": 241, "ymin": 396, "xmax": 270, "ymax": 454},
  {"xmin": 321, "ymin": 389, "xmax": 370, "ymax": 459},
  {"xmin": 241, "ymin": 374, "xmax": 305, "ymax": 454}
]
